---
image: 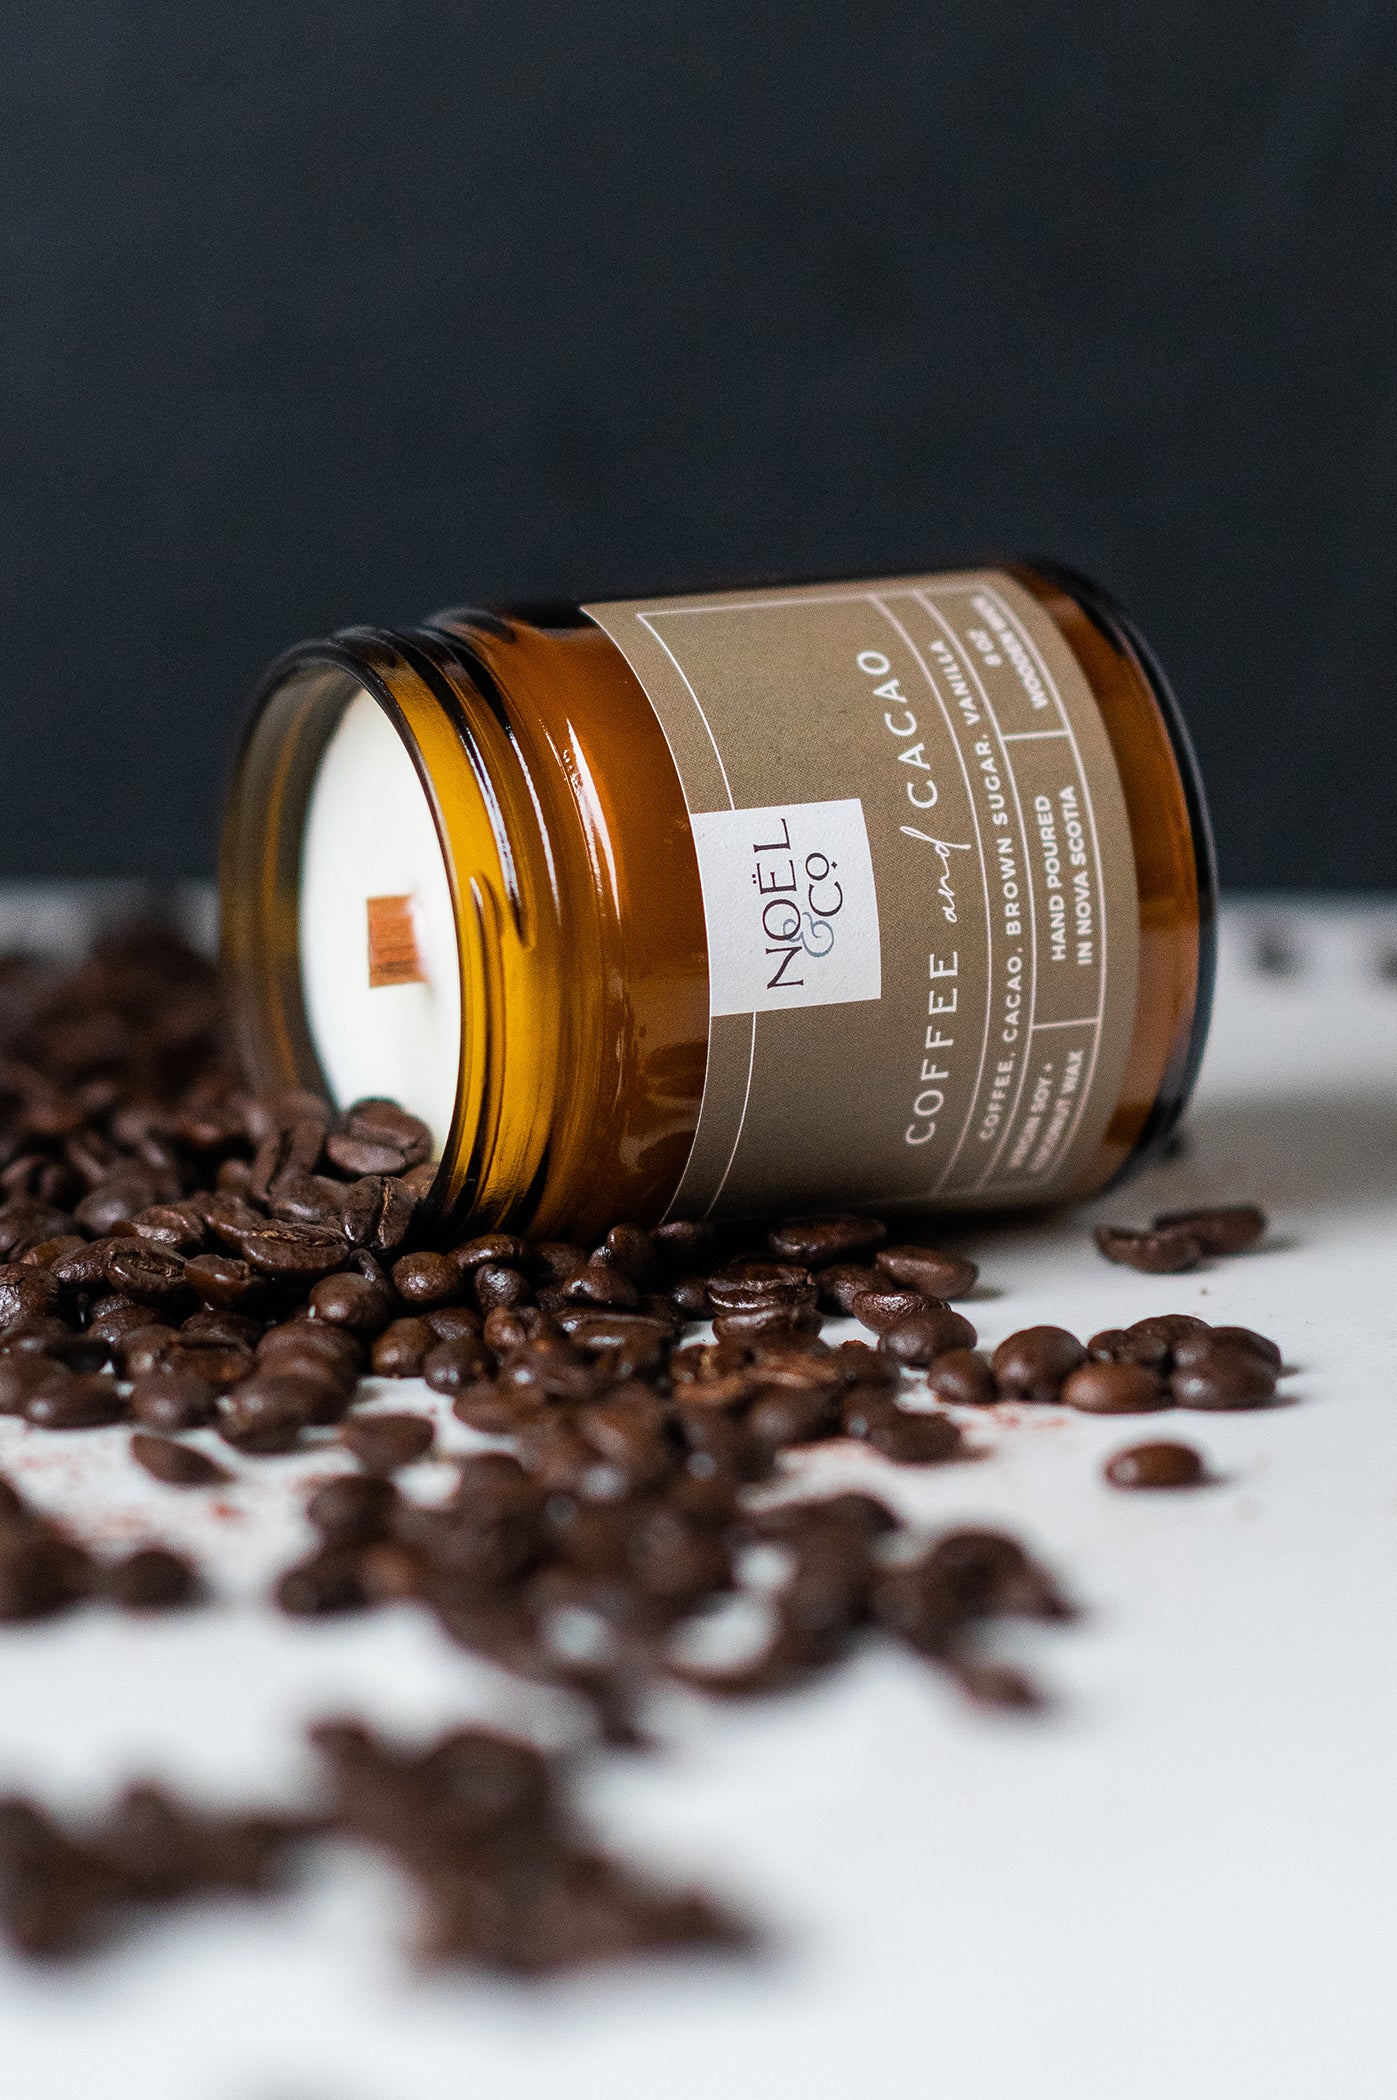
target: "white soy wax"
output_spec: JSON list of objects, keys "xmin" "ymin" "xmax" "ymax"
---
[{"xmin": 297, "ymin": 687, "xmax": 461, "ymax": 1153}]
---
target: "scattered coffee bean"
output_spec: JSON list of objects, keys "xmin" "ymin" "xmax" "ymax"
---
[
  {"xmin": 103, "ymin": 1547, "xmax": 201, "ymax": 1612},
  {"xmin": 1103, "ymin": 1441, "xmax": 1207, "ymax": 1489},
  {"xmin": 24, "ymin": 1372, "xmax": 126, "ymax": 1430},
  {"xmin": 875, "ymin": 1245, "xmax": 979, "ymax": 1300},
  {"xmin": 924, "ymin": 1348, "xmax": 997, "ymax": 1407},
  {"xmin": 1060, "ymin": 1362, "xmax": 1170, "ymax": 1414},
  {"xmin": 339, "ymin": 1413, "xmax": 435, "ymax": 1473},
  {"xmin": 1087, "ymin": 1326, "xmax": 1171, "ymax": 1368},
  {"xmin": 767, "ymin": 1215, "xmax": 886, "ymax": 1266},
  {"xmin": 371, "ymin": 1317, "xmax": 436, "ymax": 1378},
  {"xmin": 877, "ymin": 1304, "xmax": 977, "ymax": 1366},
  {"xmin": 1093, "ymin": 1224, "xmax": 1205, "ymax": 1273},
  {"xmin": 849, "ymin": 1286, "xmax": 932, "ymax": 1334},
  {"xmin": 1153, "ymin": 1204, "xmax": 1267, "ymax": 1255},
  {"xmin": 128, "ymin": 1367, "xmax": 218, "ymax": 1432},
  {"xmin": 1170, "ymin": 1343, "xmax": 1278, "ymax": 1410},
  {"xmin": 991, "ymin": 1327, "xmax": 1087, "ymax": 1403},
  {"xmin": 129, "ymin": 1433, "xmax": 230, "ymax": 1488}
]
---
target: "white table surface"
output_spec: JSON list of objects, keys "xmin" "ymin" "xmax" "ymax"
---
[{"xmin": 2, "ymin": 896, "xmax": 1397, "ymax": 2100}]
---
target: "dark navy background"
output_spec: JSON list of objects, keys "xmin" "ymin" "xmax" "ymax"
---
[{"xmin": 3, "ymin": 2, "xmax": 1394, "ymax": 883}]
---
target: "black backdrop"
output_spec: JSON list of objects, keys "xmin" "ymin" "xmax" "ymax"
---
[{"xmin": 3, "ymin": 1, "xmax": 1395, "ymax": 885}]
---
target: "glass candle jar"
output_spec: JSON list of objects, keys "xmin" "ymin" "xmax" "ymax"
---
[{"xmin": 221, "ymin": 563, "xmax": 1215, "ymax": 1240}]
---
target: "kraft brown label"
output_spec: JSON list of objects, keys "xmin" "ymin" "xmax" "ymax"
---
[{"xmin": 584, "ymin": 569, "xmax": 1139, "ymax": 1218}]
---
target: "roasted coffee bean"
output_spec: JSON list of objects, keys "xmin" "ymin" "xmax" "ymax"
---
[
  {"xmin": 0, "ymin": 1354, "xmax": 49, "ymax": 1414},
  {"xmin": 0, "ymin": 1199, "xmax": 75, "ymax": 1259},
  {"xmin": 1104, "ymin": 1440, "xmax": 1207, "ymax": 1488},
  {"xmin": 1153, "ymin": 1204, "xmax": 1267, "ymax": 1256},
  {"xmin": 991, "ymin": 1327, "xmax": 1087, "ymax": 1403},
  {"xmin": 863, "ymin": 1406, "xmax": 962, "ymax": 1465},
  {"xmin": 75, "ymin": 1174, "xmax": 167, "ymax": 1237},
  {"xmin": 425, "ymin": 1303, "xmax": 483, "ymax": 1345},
  {"xmin": 129, "ymin": 1205, "xmax": 207, "ymax": 1254},
  {"xmin": 20, "ymin": 1234, "xmax": 86, "ymax": 1269},
  {"xmin": 387, "ymin": 1252, "xmax": 456, "ymax": 1310},
  {"xmin": 924, "ymin": 1348, "xmax": 997, "ymax": 1407},
  {"xmin": 480, "ymin": 1304, "xmax": 534, "ymax": 1355},
  {"xmin": 240, "ymin": 1221, "xmax": 350, "ymax": 1280},
  {"xmin": 371, "ymin": 1317, "xmax": 436, "ymax": 1378},
  {"xmin": 0, "ymin": 1263, "xmax": 60, "ymax": 1328},
  {"xmin": 218, "ymin": 1374, "xmax": 324, "ymax": 1450},
  {"xmin": 307, "ymin": 1474, "xmax": 396, "ymax": 1545},
  {"xmin": 103, "ymin": 1546, "xmax": 200, "ymax": 1612},
  {"xmin": 496, "ymin": 1338, "xmax": 598, "ymax": 1404},
  {"xmin": 530, "ymin": 1240, "xmax": 588, "ymax": 1283},
  {"xmin": 339, "ymin": 1098, "xmax": 433, "ymax": 1162},
  {"xmin": 423, "ymin": 1338, "xmax": 493, "ymax": 1395},
  {"xmin": 1060, "ymin": 1362, "xmax": 1170, "ymax": 1414},
  {"xmin": 265, "ymin": 1171, "xmax": 344, "ymax": 1230},
  {"xmin": 85, "ymin": 1298, "xmax": 153, "ymax": 1349},
  {"xmin": 258, "ymin": 1322, "xmax": 362, "ymax": 1374},
  {"xmin": 665, "ymin": 1274, "xmax": 711, "ymax": 1319},
  {"xmin": 182, "ymin": 1252, "xmax": 262, "ymax": 1312},
  {"xmin": 49, "ymin": 1237, "xmax": 130, "ymax": 1290},
  {"xmin": 1174, "ymin": 1324, "xmax": 1282, "ymax": 1371},
  {"xmin": 0, "ymin": 1529, "xmax": 94, "ymax": 1620},
  {"xmin": 839, "ymin": 1386, "xmax": 902, "ymax": 1440},
  {"xmin": 1129, "ymin": 1314, "xmax": 1211, "ymax": 1347},
  {"xmin": 559, "ymin": 1263, "xmax": 641, "ymax": 1312},
  {"xmin": 473, "ymin": 1263, "xmax": 534, "ymax": 1313},
  {"xmin": 576, "ymin": 1391, "xmax": 674, "ymax": 1491},
  {"xmin": 1, "ymin": 1314, "xmax": 84, "ymax": 1359},
  {"xmin": 447, "ymin": 1379, "xmax": 533, "ymax": 1433},
  {"xmin": 339, "ymin": 1174, "xmax": 417, "ymax": 1253},
  {"xmin": 849, "ymin": 1285, "xmax": 932, "ymax": 1334},
  {"xmin": 1170, "ymin": 1344, "xmax": 1278, "ymax": 1410},
  {"xmin": 324, "ymin": 1131, "xmax": 409, "ymax": 1178},
  {"xmin": 339, "ymin": 1412, "xmax": 435, "ymax": 1473},
  {"xmin": 747, "ymin": 1385, "xmax": 839, "ymax": 1448},
  {"xmin": 181, "ymin": 1307, "xmax": 262, "ymax": 1349},
  {"xmin": 593, "ymin": 1223, "xmax": 659, "ymax": 1285},
  {"xmin": 711, "ymin": 1304, "xmax": 823, "ymax": 1342},
  {"xmin": 309, "ymin": 1270, "xmax": 395, "ymax": 1333},
  {"xmin": 25, "ymin": 1372, "xmax": 126, "ymax": 1430},
  {"xmin": 815, "ymin": 1262, "xmax": 885, "ymax": 1314},
  {"xmin": 877, "ymin": 1305, "xmax": 977, "ymax": 1366},
  {"xmin": 555, "ymin": 1311, "xmax": 671, "ymax": 1376},
  {"xmin": 163, "ymin": 1340, "xmax": 254, "ymax": 1393},
  {"xmin": 1087, "ymin": 1326, "xmax": 1171, "ymax": 1369},
  {"xmin": 1093, "ymin": 1224, "xmax": 1204, "ymax": 1274},
  {"xmin": 128, "ymin": 1368, "xmax": 218, "ymax": 1432},
  {"xmin": 653, "ymin": 1218, "xmax": 715, "ymax": 1268},
  {"xmin": 450, "ymin": 1233, "xmax": 530, "ymax": 1277},
  {"xmin": 767, "ymin": 1214, "xmax": 887, "ymax": 1266},
  {"xmin": 129, "ymin": 1433, "xmax": 230, "ymax": 1487},
  {"xmin": 118, "ymin": 1324, "xmax": 179, "ymax": 1378},
  {"xmin": 706, "ymin": 1258, "xmax": 815, "ymax": 1312},
  {"xmin": 875, "ymin": 1245, "xmax": 979, "ymax": 1300}
]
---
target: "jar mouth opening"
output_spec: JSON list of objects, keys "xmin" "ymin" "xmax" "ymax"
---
[{"xmin": 220, "ymin": 642, "xmax": 475, "ymax": 1225}]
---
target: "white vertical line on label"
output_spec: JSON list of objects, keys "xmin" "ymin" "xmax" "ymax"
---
[
  {"xmin": 636, "ymin": 613, "xmax": 735, "ymax": 810},
  {"xmin": 702, "ymin": 1013, "xmax": 758, "ymax": 1218},
  {"xmin": 979, "ymin": 582, "xmax": 1112, "ymax": 1176}
]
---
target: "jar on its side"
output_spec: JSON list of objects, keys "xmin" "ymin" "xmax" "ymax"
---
[{"xmin": 221, "ymin": 562, "xmax": 1215, "ymax": 1240}]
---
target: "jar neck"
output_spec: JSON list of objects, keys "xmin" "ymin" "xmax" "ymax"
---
[{"xmin": 222, "ymin": 622, "xmax": 576, "ymax": 1232}]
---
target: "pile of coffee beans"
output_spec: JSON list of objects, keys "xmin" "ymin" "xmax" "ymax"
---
[
  {"xmin": 0, "ymin": 1717, "xmax": 739, "ymax": 1973},
  {"xmin": 0, "ymin": 926, "xmax": 1291, "ymax": 1974}
]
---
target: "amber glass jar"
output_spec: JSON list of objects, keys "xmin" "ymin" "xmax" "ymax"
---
[{"xmin": 221, "ymin": 562, "xmax": 1214, "ymax": 1240}]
